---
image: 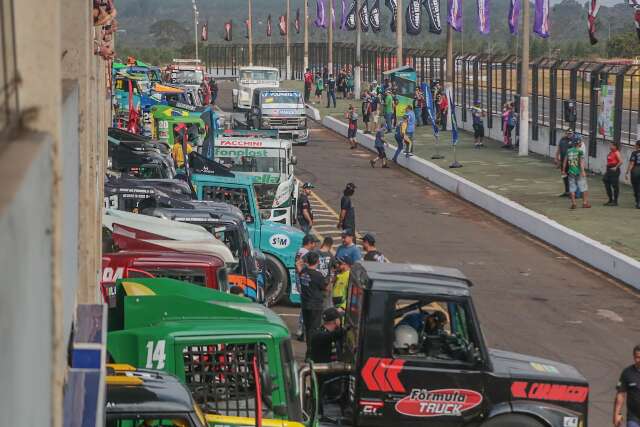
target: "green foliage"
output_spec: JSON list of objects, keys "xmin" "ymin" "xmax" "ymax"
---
[{"xmin": 606, "ymin": 32, "xmax": 640, "ymax": 58}]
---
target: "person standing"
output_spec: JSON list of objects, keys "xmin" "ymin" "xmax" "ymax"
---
[
  {"xmin": 335, "ymin": 229, "xmax": 362, "ymax": 265},
  {"xmin": 361, "ymin": 90, "xmax": 372, "ymax": 134},
  {"xmin": 345, "ymin": 105, "xmax": 359, "ymax": 149},
  {"xmin": 314, "ymin": 72, "xmax": 324, "ymax": 104},
  {"xmin": 626, "ymin": 140, "xmax": 640, "ymax": 209},
  {"xmin": 303, "ymin": 68, "xmax": 314, "ymax": 103},
  {"xmin": 331, "ymin": 255, "xmax": 352, "ymax": 311},
  {"xmin": 326, "ymin": 74, "xmax": 337, "ymax": 108},
  {"xmin": 370, "ymin": 125, "xmax": 389, "ymax": 168},
  {"xmin": 298, "ymin": 182, "xmax": 315, "ymax": 234},
  {"xmin": 563, "ymin": 136, "xmax": 591, "ymax": 210},
  {"xmin": 502, "ymin": 103, "xmax": 512, "ymax": 148},
  {"xmin": 471, "ymin": 101, "xmax": 485, "ymax": 148},
  {"xmin": 383, "ymin": 90, "xmax": 394, "ymax": 133},
  {"xmin": 392, "ymin": 119, "xmax": 407, "ymax": 163},
  {"xmin": 298, "ymin": 251, "xmax": 329, "ymax": 358},
  {"xmin": 603, "ymin": 142, "xmax": 623, "ymax": 206},
  {"xmin": 315, "ymin": 237, "xmax": 335, "ymax": 309},
  {"xmin": 404, "ymin": 105, "xmax": 416, "ymax": 156},
  {"xmin": 295, "ymin": 234, "xmax": 319, "ymax": 340},
  {"xmin": 414, "ymin": 88, "xmax": 426, "ymax": 126},
  {"xmin": 362, "ymin": 233, "xmax": 386, "ymax": 262},
  {"xmin": 438, "ymin": 91, "xmax": 449, "ymax": 130},
  {"xmin": 337, "ymin": 183, "xmax": 356, "ymax": 231},
  {"xmin": 555, "ymin": 130, "xmax": 574, "ymax": 197},
  {"xmin": 613, "ymin": 345, "xmax": 640, "ymax": 427},
  {"xmin": 370, "ymin": 88, "xmax": 380, "ymax": 131},
  {"xmin": 308, "ymin": 307, "xmax": 344, "ymax": 363},
  {"xmin": 210, "ymin": 79, "xmax": 219, "ymax": 105}
]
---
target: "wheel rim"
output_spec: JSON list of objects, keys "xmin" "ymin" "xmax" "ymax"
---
[{"xmin": 264, "ymin": 259, "xmax": 284, "ymax": 305}]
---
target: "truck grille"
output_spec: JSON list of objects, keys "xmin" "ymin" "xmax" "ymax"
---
[
  {"xmin": 267, "ymin": 117, "xmax": 299, "ymax": 127},
  {"xmin": 182, "ymin": 342, "xmax": 268, "ymax": 417}
]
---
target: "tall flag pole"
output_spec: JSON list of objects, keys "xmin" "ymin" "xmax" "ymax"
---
[
  {"xmin": 533, "ymin": 0, "xmax": 550, "ymax": 38},
  {"xmin": 477, "ymin": 0, "xmax": 489, "ymax": 35},
  {"xmin": 587, "ymin": 0, "xmax": 600, "ymax": 45}
]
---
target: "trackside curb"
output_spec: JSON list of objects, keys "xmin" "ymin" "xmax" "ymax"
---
[
  {"xmin": 321, "ymin": 115, "xmax": 640, "ymax": 291},
  {"xmin": 305, "ymin": 104, "xmax": 321, "ymax": 121}
]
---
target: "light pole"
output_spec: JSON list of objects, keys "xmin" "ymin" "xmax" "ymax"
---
[
  {"xmin": 396, "ymin": 0, "xmax": 403, "ymax": 66},
  {"xmin": 354, "ymin": 0, "xmax": 362, "ymax": 97},
  {"xmin": 304, "ymin": 0, "xmax": 309, "ymax": 71},
  {"xmin": 286, "ymin": 0, "xmax": 291, "ymax": 79},
  {"xmin": 192, "ymin": 0, "xmax": 199, "ymax": 61},
  {"xmin": 248, "ymin": 0, "xmax": 253, "ymax": 65},
  {"xmin": 518, "ymin": 0, "xmax": 530, "ymax": 156},
  {"xmin": 328, "ymin": 0, "xmax": 333, "ymax": 73}
]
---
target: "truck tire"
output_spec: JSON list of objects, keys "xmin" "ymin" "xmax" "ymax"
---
[
  {"xmin": 482, "ymin": 414, "xmax": 547, "ymax": 427},
  {"xmin": 264, "ymin": 254, "xmax": 287, "ymax": 307}
]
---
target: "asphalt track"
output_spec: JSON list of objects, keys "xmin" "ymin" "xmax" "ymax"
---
[{"xmin": 216, "ymin": 85, "xmax": 640, "ymax": 426}]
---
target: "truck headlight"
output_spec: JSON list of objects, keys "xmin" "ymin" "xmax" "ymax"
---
[{"xmin": 299, "ymin": 117, "xmax": 307, "ymax": 127}]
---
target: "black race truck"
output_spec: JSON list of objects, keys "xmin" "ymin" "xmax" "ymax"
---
[{"xmin": 302, "ymin": 262, "xmax": 589, "ymax": 427}]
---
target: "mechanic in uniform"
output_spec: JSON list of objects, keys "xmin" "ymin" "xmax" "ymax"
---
[
  {"xmin": 171, "ymin": 123, "xmax": 193, "ymax": 169},
  {"xmin": 298, "ymin": 182, "xmax": 315, "ymax": 235},
  {"xmin": 337, "ymin": 183, "xmax": 356, "ymax": 231},
  {"xmin": 614, "ymin": 345, "xmax": 640, "ymax": 427}
]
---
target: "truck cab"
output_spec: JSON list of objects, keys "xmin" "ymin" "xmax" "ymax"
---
[
  {"xmin": 190, "ymin": 172, "xmax": 304, "ymax": 305},
  {"xmin": 107, "ymin": 127, "xmax": 176, "ymax": 179},
  {"xmin": 232, "ymin": 66, "xmax": 280, "ymax": 111},
  {"xmin": 104, "ymin": 176, "xmax": 193, "ymax": 212},
  {"xmin": 307, "ymin": 262, "xmax": 590, "ymax": 427},
  {"xmin": 246, "ymin": 89, "xmax": 308, "ymax": 145},
  {"xmin": 107, "ymin": 278, "xmax": 305, "ymax": 423},
  {"xmin": 150, "ymin": 103, "xmax": 217, "ymax": 158},
  {"xmin": 215, "ymin": 129, "xmax": 298, "ymax": 225}
]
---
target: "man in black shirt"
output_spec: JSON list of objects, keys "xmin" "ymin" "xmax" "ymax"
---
[
  {"xmin": 298, "ymin": 182, "xmax": 315, "ymax": 235},
  {"xmin": 326, "ymin": 74, "xmax": 337, "ymax": 108},
  {"xmin": 555, "ymin": 130, "xmax": 573, "ymax": 197},
  {"xmin": 614, "ymin": 345, "xmax": 640, "ymax": 427},
  {"xmin": 299, "ymin": 252, "xmax": 328, "ymax": 359},
  {"xmin": 309, "ymin": 307, "xmax": 344, "ymax": 364},
  {"xmin": 337, "ymin": 182, "xmax": 356, "ymax": 231},
  {"xmin": 362, "ymin": 233, "xmax": 386, "ymax": 262}
]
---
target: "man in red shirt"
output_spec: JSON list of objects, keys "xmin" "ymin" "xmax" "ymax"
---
[{"xmin": 303, "ymin": 68, "xmax": 314, "ymax": 103}]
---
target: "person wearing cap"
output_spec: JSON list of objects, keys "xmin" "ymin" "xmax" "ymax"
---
[
  {"xmin": 295, "ymin": 233, "xmax": 320, "ymax": 340},
  {"xmin": 335, "ymin": 229, "xmax": 361, "ymax": 266},
  {"xmin": 556, "ymin": 129, "xmax": 574, "ymax": 197},
  {"xmin": 171, "ymin": 123, "xmax": 193, "ymax": 169},
  {"xmin": 308, "ymin": 307, "xmax": 344, "ymax": 364},
  {"xmin": 337, "ymin": 183, "xmax": 356, "ymax": 231},
  {"xmin": 383, "ymin": 89, "xmax": 395, "ymax": 133},
  {"xmin": 298, "ymin": 252, "xmax": 329, "ymax": 358},
  {"xmin": 332, "ymin": 255, "xmax": 352, "ymax": 310},
  {"xmin": 362, "ymin": 233, "xmax": 386, "ymax": 262},
  {"xmin": 470, "ymin": 100, "xmax": 485, "ymax": 148},
  {"xmin": 298, "ymin": 182, "xmax": 315, "ymax": 235}
]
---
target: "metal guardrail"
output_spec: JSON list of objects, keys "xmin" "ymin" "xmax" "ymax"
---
[
  {"xmin": 207, "ymin": 43, "xmax": 640, "ymax": 149},
  {"xmin": 0, "ymin": 0, "xmax": 20, "ymax": 138}
]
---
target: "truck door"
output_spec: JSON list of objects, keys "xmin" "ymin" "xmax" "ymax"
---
[{"xmin": 356, "ymin": 296, "xmax": 487, "ymax": 427}]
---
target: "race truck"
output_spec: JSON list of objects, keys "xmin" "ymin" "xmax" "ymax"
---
[
  {"xmin": 103, "ymin": 210, "xmax": 262, "ymax": 302},
  {"xmin": 108, "ymin": 127, "xmax": 175, "ymax": 178},
  {"xmin": 150, "ymin": 102, "xmax": 218, "ymax": 158},
  {"xmin": 166, "ymin": 59, "xmax": 205, "ymax": 96},
  {"xmin": 215, "ymin": 129, "xmax": 298, "ymax": 225},
  {"xmin": 142, "ymin": 203, "xmax": 266, "ymax": 301},
  {"xmin": 104, "ymin": 176, "xmax": 193, "ymax": 212},
  {"xmin": 105, "ymin": 364, "xmax": 305, "ymax": 427},
  {"xmin": 245, "ymin": 88, "xmax": 308, "ymax": 145},
  {"xmin": 232, "ymin": 66, "xmax": 280, "ymax": 111},
  {"xmin": 107, "ymin": 278, "xmax": 306, "ymax": 423},
  {"xmin": 298, "ymin": 262, "xmax": 590, "ymax": 427},
  {"xmin": 189, "ymin": 171, "xmax": 304, "ymax": 305}
]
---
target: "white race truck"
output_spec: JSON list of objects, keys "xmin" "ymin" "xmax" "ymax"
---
[
  {"xmin": 232, "ymin": 66, "xmax": 280, "ymax": 110},
  {"xmin": 214, "ymin": 129, "xmax": 298, "ymax": 225}
]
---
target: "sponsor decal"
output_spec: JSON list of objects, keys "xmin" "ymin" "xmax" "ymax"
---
[
  {"xmin": 359, "ymin": 399, "xmax": 384, "ymax": 417},
  {"xmin": 395, "ymin": 388, "xmax": 483, "ymax": 417},
  {"xmin": 361, "ymin": 357, "xmax": 405, "ymax": 393},
  {"xmin": 214, "ymin": 147, "xmax": 269, "ymax": 158},
  {"xmin": 563, "ymin": 416, "xmax": 579, "ymax": 427},
  {"xmin": 269, "ymin": 233, "xmax": 290, "ymax": 249},
  {"xmin": 102, "ymin": 266, "xmax": 125, "ymax": 283},
  {"xmin": 219, "ymin": 139, "xmax": 265, "ymax": 148},
  {"xmin": 510, "ymin": 381, "xmax": 589, "ymax": 403},
  {"xmin": 253, "ymin": 174, "xmax": 281, "ymax": 184}
]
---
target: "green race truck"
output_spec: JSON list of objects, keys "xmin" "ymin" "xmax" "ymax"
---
[{"xmin": 107, "ymin": 278, "xmax": 305, "ymax": 423}]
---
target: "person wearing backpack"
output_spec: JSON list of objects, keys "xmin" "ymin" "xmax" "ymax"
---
[{"xmin": 314, "ymin": 72, "xmax": 324, "ymax": 104}]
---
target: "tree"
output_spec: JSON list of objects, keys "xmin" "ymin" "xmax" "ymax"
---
[
  {"xmin": 606, "ymin": 32, "xmax": 640, "ymax": 59},
  {"xmin": 149, "ymin": 19, "xmax": 189, "ymax": 48}
]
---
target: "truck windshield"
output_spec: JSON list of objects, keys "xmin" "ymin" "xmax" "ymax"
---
[
  {"xmin": 202, "ymin": 186, "xmax": 253, "ymax": 220},
  {"xmin": 240, "ymin": 70, "xmax": 279, "ymax": 81},
  {"xmin": 392, "ymin": 298, "xmax": 481, "ymax": 366},
  {"xmin": 216, "ymin": 148, "xmax": 284, "ymax": 174},
  {"xmin": 261, "ymin": 91, "xmax": 302, "ymax": 105},
  {"xmin": 172, "ymin": 70, "xmax": 203, "ymax": 85},
  {"xmin": 391, "ymin": 75, "xmax": 416, "ymax": 98}
]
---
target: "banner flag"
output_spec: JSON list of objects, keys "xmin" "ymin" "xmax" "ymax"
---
[
  {"xmin": 370, "ymin": 0, "xmax": 382, "ymax": 32},
  {"xmin": 406, "ymin": 0, "xmax": 422, "ymax": 35},
  {"xmin": 295, "ymin": 8, "xmax": 301, "ymax": 33},
  {"xmin": 315, "ymin": 0, "xmax": 327, "ymax": 28},
  {"xmin": 424, "ymin": 0, "xmax": 442, "ymax": 34},
  {"xmin": 448, "ymin": 0, "xmax": 462, "ymax": 32},
  {"xmin": 422, "ymin": 83, "xmax": 440, "ymax": 139},
  {"xmin": 360, "ymin": 0, "xmax": 370, "ymax": 32},
  {"xmin": 224, "ymin": 20, "xmax": 232, "ymax": 41},
  {"xmin": 508, "ymin": 0, "xmax": 520, "ymax": 35},
  {"xmin": 279, "ymin": 14, "xmax": 287, "ymax": 36},
  {"xmin": 533, "ymin": 0, "xmax": 550, "ymax": 38},
  {"xmin": 267, "ymin": 14, "xmax": 272, "ymax": 36},
  {"xmin": 477, "ymin": 0, "xmax": 489, "ymax": 35},
  {"xmin": 201, "ymin": 21, "xmax": 208, "ymax": 41},
  {"xmin": 385, "ymin": 0, "xmax": 398, "ymax": 32}
]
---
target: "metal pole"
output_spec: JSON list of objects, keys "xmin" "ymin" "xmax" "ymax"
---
[
  {"xmin": 286, "ymin": 0, "xmax": 291, "ymax": 79},
  {"xmin": 445, "ymin": 22, "xmax": 453, "ymax": 131},
  {"xmin": 354, "ymin": 0, "xmax": 362, "ymax": 96},
  {"xmin": 193, "ymin": 1, "xmax": 199, "ymax": 60},
  {"xmin": 248, "ymin": 0, "xmax": 253, "ymax": 65},
  {"xmin": 328, "ymin": 0, "xmax": 333, "ymax": 73},
  {"xmin": 304, "ymin": 0, "xmax": 309, "ymax": 70},
  {"xmin": 519, "ymin": 0, "xmax": 530, "ymax": 156},
  {"xmin": 396, "ymin": 0, "xmax": 403, "ymax": 66}
]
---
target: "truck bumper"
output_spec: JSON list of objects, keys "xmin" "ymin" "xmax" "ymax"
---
[{"xmin": 279, "ymin": 128, "xmax": 309, "ymax": 145}]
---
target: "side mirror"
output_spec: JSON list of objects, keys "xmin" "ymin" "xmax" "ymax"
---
[
  {"xmin": 260, "ymin": 210, "xmax": 271, "ymax": 220},
  {"xmin": 291, "ymin": 155, "xmax": 297, "ymax": 165}
]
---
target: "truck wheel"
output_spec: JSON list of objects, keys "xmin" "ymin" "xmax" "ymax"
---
[
  {"xmin": 482, "ymin": 414, "xmax": 546, "ymax": 427},
  {"xmin": 264, "ymin": 254, "xmax": 287, "ymax": 307}
]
